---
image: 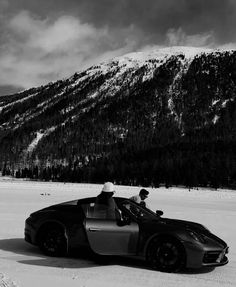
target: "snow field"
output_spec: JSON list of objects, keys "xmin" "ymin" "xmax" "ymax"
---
[{"xmin": 0, "ymin": 179, "xmax": 236, "ymax": 287}]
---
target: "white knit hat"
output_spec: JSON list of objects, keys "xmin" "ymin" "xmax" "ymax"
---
[{"xmin": 102, "ymin": 182, "xmax": 115, "ymax": 193}]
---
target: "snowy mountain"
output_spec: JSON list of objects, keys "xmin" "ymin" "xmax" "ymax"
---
[{"xmin": 1, "ymin": 46, "xmax": 236, "ymax": 187}]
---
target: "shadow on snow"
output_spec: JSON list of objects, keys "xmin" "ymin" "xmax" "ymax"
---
[{"xmin": 0, "ymin": 238, "xmax": 215, "ymax": 274}]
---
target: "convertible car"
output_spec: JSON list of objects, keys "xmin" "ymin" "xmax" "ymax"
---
[{"xmin": 24, "ymin": 196, "xmax": 229, "ymax": 272}]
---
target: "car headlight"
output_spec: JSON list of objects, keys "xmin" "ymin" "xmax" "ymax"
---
[{"xmin": 188, "ymin": 230, "xmax": 207, "ymax": 243}]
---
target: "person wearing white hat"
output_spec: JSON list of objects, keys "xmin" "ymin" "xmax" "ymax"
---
[
  {"xmin": 101, "ymin": 182, "xmax": 115, "ymax": 193},
  {"xmin": 94, "ymin": 182, "xmax": 118, "ymax": 219}
]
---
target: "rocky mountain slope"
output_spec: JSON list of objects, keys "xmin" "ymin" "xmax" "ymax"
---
[{"xmin": 1, "ymin": 46, "xmax": 236, "ymax": 187}]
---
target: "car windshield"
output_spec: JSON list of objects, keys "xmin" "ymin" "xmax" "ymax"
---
[{"xmin": 120, "ymin": 200, "xmax": 157, "ymax": 221}]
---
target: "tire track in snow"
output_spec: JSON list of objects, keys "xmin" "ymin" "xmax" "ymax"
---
[{"xmin": 0, "ymin": 273, "xmax": 18, "ymax": 287}]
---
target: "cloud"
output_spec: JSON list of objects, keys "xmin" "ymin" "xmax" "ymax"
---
[
  {"xmin": 218, "ymin": 42, "xmax": 236, "ymax": 50},
  {"xmin": 0, "ymin": 84, "xmax": 22, "ymax": 96},
  {"xmin": 1, "ymin": 1, "xmax": 236, "ymax": 92},
  {"xmin": 0, "ymin": 0, "xmax": 8, "ymax": 10},
  {"xmin": 69, "ymin": 0, "xmax": 236, "ymax": 44},
  {"xmin": 0, "ymin": 10, "xmax": 136, "ymax": 90},
  {"xmin": 9, "ymin": 12, "xmax": 106, "ymax": 53},
  {"xmin": 166, "ymin": 28, "xmax": 215, "ymax": 47}
]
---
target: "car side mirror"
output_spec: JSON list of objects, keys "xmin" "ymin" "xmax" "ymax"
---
[
  {"xmin": 123, "ymin": 214, "xmax": 131, "ymax": 225},
  {"xmin": 156, "ymin": 210, "xmax": 164, "ymax": 216},
  {"xmin": 118, "ymin": 213, "xmax": 131, "ymax": 226},
  {"xmin": 117, "ymin": 216, "xmax": 131, "ymax": 226}
]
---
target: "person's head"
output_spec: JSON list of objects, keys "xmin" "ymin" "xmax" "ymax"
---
[
  {"xmin": 139, "ymin": 188, "xmax": 149, "ymax": 200},
  {"xmin": 101, "ymin": 182, "xmax": 115, "ymax": 198}
]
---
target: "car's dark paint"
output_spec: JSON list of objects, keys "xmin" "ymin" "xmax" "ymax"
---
[{"xmin": 25, "ymin": 196, "xmax": 229, "ymax": 272}]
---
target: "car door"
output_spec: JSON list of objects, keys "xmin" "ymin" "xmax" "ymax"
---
[{"xmin": 83, "ymin": 202, "xmax": 139, "ymax": 255}]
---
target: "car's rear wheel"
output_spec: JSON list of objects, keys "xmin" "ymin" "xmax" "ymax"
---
[
  {"xmin": 147, "ymin": 236, "xmax": 185, "ymax": 272},
  {"xmin": 38, "ymin": 224, "xmax": 67, "ymax": 256}
]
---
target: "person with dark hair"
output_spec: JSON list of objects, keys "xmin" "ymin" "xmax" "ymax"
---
[
  {"xmin": 129, "ymin": 188, "xmax": 149, "ymax": 208},
  {"xmin": 129, "ymin": 188, "xmax": 163, "ymax": 216},
  {"xmin": 94, "ymin": 182, "xmax": 119, "ymax": 219}
]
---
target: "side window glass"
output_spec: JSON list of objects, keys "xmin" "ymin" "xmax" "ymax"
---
[
  {"xmin": 93, "ymin": 203, "xmax": 116, "ymax": 219},
  {"xmin": 122, "ymin": 202, "xmax": 137, "ymax": 214},
  {"xmin": 81, "ymin": 203, "xmax": 95, "ymax": 218},
  {"xmin": 81, "ymin": 202, "xmax": 116, "ymax": 219},
  {"xmin": 122, "ymin": 201, "xmax": 148, "ymax": 220}
]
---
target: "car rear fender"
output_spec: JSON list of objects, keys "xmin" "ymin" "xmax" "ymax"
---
[{"xmin": 36, "ymin": 220, "xmax": 69, "ymax": 252}]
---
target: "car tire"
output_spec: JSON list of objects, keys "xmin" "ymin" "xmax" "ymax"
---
[
  {"xmin": 147, "ymin": 236, "xmax": 186, "ymax": 273},
  {"xmin": 38, "ymin": 224, "xmax": 67, "ymax": 256}
]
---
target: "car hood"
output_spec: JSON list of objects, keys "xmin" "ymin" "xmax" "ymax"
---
[{"xmin": 158, "ymin": 217, "xmax": 209, "ymax": 232}]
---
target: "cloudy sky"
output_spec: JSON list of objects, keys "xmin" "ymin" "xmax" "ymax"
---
[{"xmin": 1, "ymin": 0, "xmax": 236, "ymax": 95}]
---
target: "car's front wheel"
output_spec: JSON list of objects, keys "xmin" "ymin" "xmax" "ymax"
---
[
  {"xmin": 147, "ymin": 236, "xmax": 185, "ymax": 272},
  {"xmin": 38, "ymin": 224, "xmax": 67, "ymax": 256}
]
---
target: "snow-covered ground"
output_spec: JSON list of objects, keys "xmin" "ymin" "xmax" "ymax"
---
[{"xmin": 0, "ymin": 178, "xmax": 235, "ymax": 287}]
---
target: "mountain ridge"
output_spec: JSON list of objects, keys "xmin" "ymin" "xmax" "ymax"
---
[{"xmin": 1, "ymin": 46, "xmax": 236, "ymax": 187}]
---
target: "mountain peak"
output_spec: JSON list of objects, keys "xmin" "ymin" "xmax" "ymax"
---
[
  {"xmin": 90, "ymin": 46, "xmax": 217, "ymax": 79},
  {"xmin": 114, "ymin": 46, "xmax": 213, "ymax": 62}
]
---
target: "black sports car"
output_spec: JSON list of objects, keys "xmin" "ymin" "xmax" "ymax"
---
[{"xmin": 24, "ymin": 196, "xmax": 229, "ymax": 272}]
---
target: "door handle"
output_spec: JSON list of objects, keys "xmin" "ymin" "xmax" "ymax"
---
[{"xmin": 89, "ymin": 227, "xmax": 101, "ymax": 232}]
